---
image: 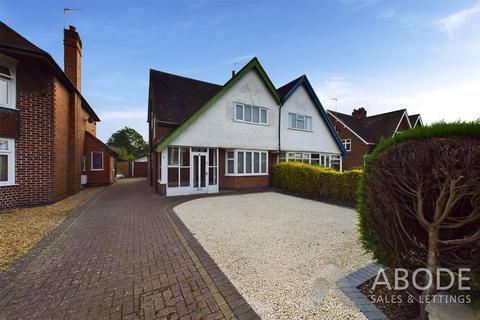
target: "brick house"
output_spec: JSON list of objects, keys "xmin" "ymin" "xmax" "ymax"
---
[
  {"xmin": 327, "ymin": 107, "xmax": 423, "ymax": 170},
  {"xmin": 0, "ymin": 22, "xmax": 117, "ymax": 210},
  {"xmin": 147, "ymin": 58, "xmax": 347, "ymax": 196}
]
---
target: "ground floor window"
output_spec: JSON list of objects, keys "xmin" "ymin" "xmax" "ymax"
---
[
  {"xmin": 226, "ymin": 150, "xmax": 268, "ymax": 176},
  {"xmin": 278, "ymin": 152, "xmax": 341, "ymax": 171},
  {"xmin": 208, "ymin": 148, "xmax": 218, "ymax": 185},
  {"xmin": 91, "ymin": 151, "xmax": 104, "ymax": 171},
  {"xmin": 0, "ymin": 138, "xmax": 15, "ymax": 186},
  {"xmin": 168, "ymin": 147, "xmax": 190, "ymax": 187}
]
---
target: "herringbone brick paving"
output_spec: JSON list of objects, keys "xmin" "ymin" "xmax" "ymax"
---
[{"xmin": 0, "ymin": 179, "xmax": 258, "ymax": 320}]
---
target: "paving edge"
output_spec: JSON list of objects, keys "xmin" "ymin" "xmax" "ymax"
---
[
  {"xmin": 336, "ymin": 263, "xmax": 390, "ymax": 320},
  {"xmin": 165, "ymin": 200, "xmax": 260, "ymax": 320},
  {"xmin": 0, "ymin": 186, "xmax": 110, "ymax": 290}
]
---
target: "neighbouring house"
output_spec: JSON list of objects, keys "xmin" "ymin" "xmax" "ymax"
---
[
  {"xmin": 147, "ymin": 57, "xmax": 347, "ymax": 196},
  {"xmin": 327, "ymin": 107, "xmax": 423, "ymax": 170},
  {"xmin": 0, "ymin": 22, "xmax": 117, "ymax": 210}
]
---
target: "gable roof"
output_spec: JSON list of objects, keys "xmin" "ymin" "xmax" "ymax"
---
[
  {"xmin": 408, "ymin": 114, "xmax": 422, "ymax": 127},
  {"xmin": 277, "ymin": 75, "xmax": 304, "ymax": 100},
  {"xmin": 85, "ymin": 132, "xmax": 119, "ymax": 158},
  {"xmin": 277, "ymin": 75, "xmax": 347, "ymax": 156},
  {"xmin": 328, "ymin": 109, "xmax": 410, "ymax": 144},
  {"xmin": 0, "ymin": 21, "xmax": 100, "ymax": 122},
  {"xmin": 148, "ymin": 69, "xmax": 222, "ymax": 124},
  {"xmin": 153, "ymin": 57, "xmax": 282, "ymax": 151}
]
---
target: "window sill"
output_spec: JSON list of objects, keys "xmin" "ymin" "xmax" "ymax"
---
[
  {"xmin": 225, "ymin": 173, "xmax": 269, "ymax": 177},
  {"xmin": 0, "ymin": 104, "xmax": 16, "ymax": 111},
  {"xmin": 0, "ymin": 182, "xmax": 17, "ymax": 187},
  {"xmin": 287, "ymin": 127, "xmax": 313, "ymax": 132},
  {"xmin": 234, "ymin": 119, "xmax": 269, "ymax": 126},
  {"xmin": 90, "ymin": 169, "xmax": 104, "ymax": 172}
]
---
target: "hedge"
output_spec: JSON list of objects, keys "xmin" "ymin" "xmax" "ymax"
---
[
  {"xmin": 271, "ymin": 162, "xmax": 362, "ymax": 205},
  {"xmin": 357, "ymin": 121, "xmax": 480, "ymax": 308}
]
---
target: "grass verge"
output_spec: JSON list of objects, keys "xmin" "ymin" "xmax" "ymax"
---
[{"xmin": 0, "ymin": 187, "xmax": 103, "ymax": 272}]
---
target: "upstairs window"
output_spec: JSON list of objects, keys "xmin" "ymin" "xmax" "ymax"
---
[
  {"xmin": 342, "ymin": 139, "xmax": 352, "ymax": 152},
  {"xmin": 91, "ymin": 152, "xmax": 104, "ymax": 171},
  {"xmin": 0, "ymin": 63, "xmax": 16, "ymax": 109},
  {"xmin": 235, "ymin": 103, "xmax": 268, "ymax": 125},
  {"xmin": 288, "ymin": 113, "xmax": 312, "ymax": 131},
  {"xmin": 0, "ymin": 138, "xmax": 15, "ymax": 186}
]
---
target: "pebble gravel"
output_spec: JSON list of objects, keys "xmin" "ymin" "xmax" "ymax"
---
[{"xmin": 175, "ymin": 192, "xmax": 373, "ymax": 319}]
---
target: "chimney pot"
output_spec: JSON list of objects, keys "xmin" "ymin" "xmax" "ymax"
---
[
  {"xmin": 64, "ymin": 25, "xmax": 82, "ymax": 91},
  {"xmin": 232, "ymin": 70, "xmax": 235, "ymax": 78},
  {"xmin": 352, "ymin": 107, "xmax": 367, "ymax": 119}
]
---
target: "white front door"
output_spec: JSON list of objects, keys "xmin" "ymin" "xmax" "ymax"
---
[{"xmin": 192, "ymin": 152, "xmax": 208, "ymax": 193}]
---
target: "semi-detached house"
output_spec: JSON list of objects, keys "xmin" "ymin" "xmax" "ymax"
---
[{"xmin": 148, "ymin": 58, "xmax": 347, "ymax": 196}]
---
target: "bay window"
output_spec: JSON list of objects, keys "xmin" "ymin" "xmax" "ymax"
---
[
  {"xmin": 0, "ymin": 138, "xmax": 15, "ymax": 186},
  {"xmin": 168, "ymin": 147, "xmax": 190, "ymax": 187},
  {"xmin": 226, "ymin": 150, "xmax": 268, "ymax": 175},
  {"xmin": 277, "ymin": 152, "xmax": 341, "ymax": 171}
]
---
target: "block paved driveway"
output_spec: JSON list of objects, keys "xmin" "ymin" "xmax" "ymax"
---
[{"xmin": 0, "ymin": 179, "xmax": 257, "ymax": 320}]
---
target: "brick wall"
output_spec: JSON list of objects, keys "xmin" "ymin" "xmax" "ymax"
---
[
  {"xmin": 53, "ymin": 78, "xmax": 72, "ymax": 199},
  {"xmin": 0, "ymin": 59, "xmax": 55, "ymax": 210},
  {"xmin": 84, "ymin": 133, "xmax": 115, "ymax": 186},
  {"xmin": 328, "ymin": 115, "xmax": 371, "ymax": 170}
]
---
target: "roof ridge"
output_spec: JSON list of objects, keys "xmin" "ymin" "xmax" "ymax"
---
[
  {"xmin": 0, "ymin": 21, "xmax": 46, "ymax": 54},
  {"xmin": 149, "ymin": 68, "xmax": 222, "ymax": 87}
]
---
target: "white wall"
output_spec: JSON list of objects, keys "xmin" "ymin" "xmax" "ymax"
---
[
  {"xmin": 280, "ymin": 85, "xmax": 341, "ymax": 154},
  {"xmin": 171, "ymin": 70, "xmax": 279, "ymax": 150}
]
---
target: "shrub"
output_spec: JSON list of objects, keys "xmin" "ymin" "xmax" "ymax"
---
[
  {"xmin": 272, "ymin": 162, "xmax": 362, "ymax": 205},
  {"xmin": 357, "ymin": 121, "xmax": 480, "ymax": 318}
]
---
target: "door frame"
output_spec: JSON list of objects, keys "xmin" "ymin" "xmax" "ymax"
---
[{"xmin": 190, "ymin": 151, "xmax": 208, "ymax": 194}]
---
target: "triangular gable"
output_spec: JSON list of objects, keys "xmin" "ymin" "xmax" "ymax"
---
[
  {"xmin": 155, "ymin": 57, "xmax": 281, "ymax": 151},
  {"xmin": 280, "ymin": 76, "xmax": 348, "ymax": 156}
]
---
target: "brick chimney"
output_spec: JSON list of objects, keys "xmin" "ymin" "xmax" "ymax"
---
[
  {"xmin": 352, "ymin": 107, "xmax": 367, "ymax": 119},
  {"xmin": 64, "ymin": 25, "xmax": 82, "ymax": 92}
]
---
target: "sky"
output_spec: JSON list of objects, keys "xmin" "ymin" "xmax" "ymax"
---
[{"xmin": 1, "ymin": 0, "xmax": 479, "ymax": 141}]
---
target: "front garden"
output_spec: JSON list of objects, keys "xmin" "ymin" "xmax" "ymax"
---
[{"xmin": 273, "ymin": 121, "xmax": 480, "ymax": 319}]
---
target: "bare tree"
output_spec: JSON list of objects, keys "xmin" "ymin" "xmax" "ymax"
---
[{"xmin": 363, "ymin": 137, "xmax": 480, "ymax": 319}]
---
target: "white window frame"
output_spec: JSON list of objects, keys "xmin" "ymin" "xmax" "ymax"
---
[
  {"xmin": 234, "ymin": 103, "xmax": 269, "ymax": 125},
  {"xmin": 225, "ymin": 149, "xmax": 268, "ymax": 176},
  {"xmin": 0, "ymin": 54, "xmax": 17, "ymax": 110},
  {"xmin": 277, "ymin": 151, "xmax": 342, "ymax": 171},
  {"xmin": 342, "ymin": 139, "xmax": 352, "ymax": 152},
  {"xmin": 0, "ymin": 138, "xmax": 15, "ymax": 186},
  {"xmin": 91, "ymin": 151, "xmax": 104, "ymax": 171},
  {"xmin": 288, "ymin": 113, "xmax": 312, "ymax": 131}
]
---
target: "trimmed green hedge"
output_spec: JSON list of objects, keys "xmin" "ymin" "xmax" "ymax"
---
[{"xmin": 272, "ymin": 162, "xmax": 362, "ymax": 205}]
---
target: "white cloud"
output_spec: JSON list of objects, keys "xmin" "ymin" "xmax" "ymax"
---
[{"xmin": 437, "ymin": 3, "xmax": 480, "ymax": 36}]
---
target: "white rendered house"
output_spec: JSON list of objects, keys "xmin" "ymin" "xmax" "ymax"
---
[{"xmin": 147, "ymin": 58, "xmax": 347, "ymax": 196}]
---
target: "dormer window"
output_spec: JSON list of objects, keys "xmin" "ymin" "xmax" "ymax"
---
[{"xmin": 0, "ymin": 62, "xmax": 16, "ymax": 109}]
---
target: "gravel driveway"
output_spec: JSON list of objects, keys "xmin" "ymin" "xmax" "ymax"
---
[{"xmin": 175, "ymin": 192, "xmax": 372, "ymax": 320}]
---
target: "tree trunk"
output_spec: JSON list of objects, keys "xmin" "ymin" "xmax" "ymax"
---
[{"xmin": 420, "ymin": 228, "xmax": 440, "ymax": 320}]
